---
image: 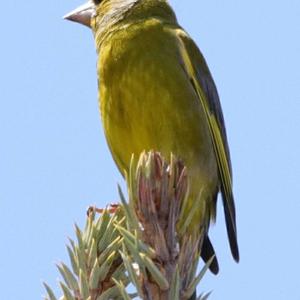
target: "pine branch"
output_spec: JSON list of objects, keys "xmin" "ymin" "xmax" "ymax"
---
[
  {"xmin": 44, "ymin": 208, "xmax": 130, "ymax": 300},
  {"xmin": 116, "ymin": 152, "xmax": 212, "ymax": 300},
  {"xmin": 44, "ymin": 151, "xmax": 212, "ymax": 300}
]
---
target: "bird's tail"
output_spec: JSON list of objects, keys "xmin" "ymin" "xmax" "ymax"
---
[{"xmin": 201, "ymin": 235, "xmax": 219, "ymax": 274}]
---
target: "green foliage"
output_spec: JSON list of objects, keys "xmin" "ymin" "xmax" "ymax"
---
[
  {"xmin": 44, "ymin": 208, "xmax": 128, "ymax": 300},
  {"xmin": 44, "ymin": 152, "xmax": 212, "ymax": 300}
]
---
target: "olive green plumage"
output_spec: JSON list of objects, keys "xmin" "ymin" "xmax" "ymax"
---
[{"xmin": 65, "ymin": 0, "xmax": 239, "ymax": 273}]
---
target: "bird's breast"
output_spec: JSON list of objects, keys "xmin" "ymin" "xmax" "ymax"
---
[{"xmin": 97, "ymin": 21, "xmax": 218, "ymax": 191}]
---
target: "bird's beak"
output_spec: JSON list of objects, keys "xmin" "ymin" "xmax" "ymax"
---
[{"xmin": 63, "ymin": 2, "xmax": 96, "ymax": 28}]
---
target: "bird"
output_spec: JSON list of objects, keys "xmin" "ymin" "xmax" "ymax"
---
[{"xmin": 65, "ymin": 0, "xmax": 239, "ymax": 279}]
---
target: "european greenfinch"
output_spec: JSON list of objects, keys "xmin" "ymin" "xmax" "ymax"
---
[{"xmin": 65, "ymin": 0, "xmax": 239, "ymax": 275}]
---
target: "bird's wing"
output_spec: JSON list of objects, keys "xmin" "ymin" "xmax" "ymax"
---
[{"xmin": 173, "ymin": 28, "xmax": 239, "ymax": 262}]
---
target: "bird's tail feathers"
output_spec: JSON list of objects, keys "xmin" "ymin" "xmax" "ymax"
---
[
  {"xmin": 221, "ymin": 187, "xmax": 239, "ymax": 262},
  {"xmin": 201, "ymin": 235, "xmax": 219, "ymax": 274}
]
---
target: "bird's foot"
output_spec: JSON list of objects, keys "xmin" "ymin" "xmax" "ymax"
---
[{"xmin": 87, "ymin": 203, "xmax": 120, "ymax": 216}]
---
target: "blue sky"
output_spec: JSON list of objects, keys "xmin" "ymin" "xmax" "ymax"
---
[{"xmin": 1, "ymin": 0, "xmax": 300, "ymax": 299}]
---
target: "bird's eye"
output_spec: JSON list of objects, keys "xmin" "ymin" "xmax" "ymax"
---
[{"xmin": 93, "ymin": 0, "xmax": 102, "ymax": 4}]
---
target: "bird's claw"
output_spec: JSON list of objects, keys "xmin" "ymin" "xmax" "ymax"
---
[{"xmin": 87, "ymin": 203, "xmax": 120, "ymax": 216}]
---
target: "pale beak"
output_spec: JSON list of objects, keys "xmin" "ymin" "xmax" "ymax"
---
[{"xmin": 63, "ymin": 2, "xmax": 96, "ymax": 28}]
